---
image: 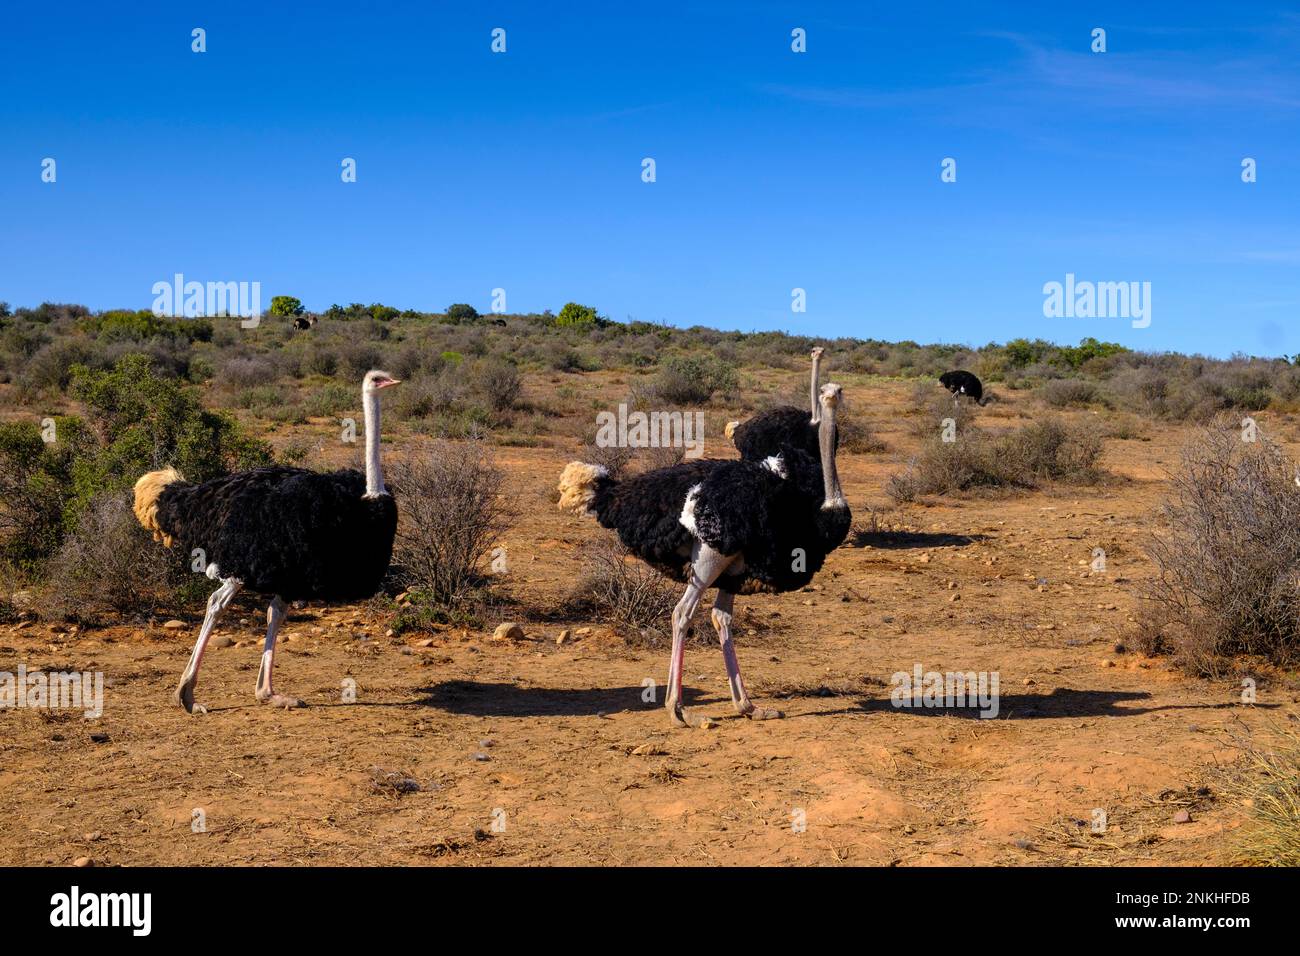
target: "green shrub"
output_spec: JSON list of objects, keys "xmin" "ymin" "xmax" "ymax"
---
[
  {"xmin": 270, "ymin": 296, "xmax": 304, "ymax": 317},
  {"xmin": 555, "ymin": 302, "xmax": 604, "ymax": 328},
  {"xmin": 445, "ymin": 303, "xmax": 479, "ymax": 323}
]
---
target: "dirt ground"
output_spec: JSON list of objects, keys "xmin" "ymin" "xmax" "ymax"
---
[{"xmin": 1, "ymin": 382, "xmax": 1295, "ymax": 866}]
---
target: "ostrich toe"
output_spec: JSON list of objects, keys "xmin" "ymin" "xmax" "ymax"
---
[{"xmin": 256, "ymin": 691, "xmax": 305, "ymax": 709}]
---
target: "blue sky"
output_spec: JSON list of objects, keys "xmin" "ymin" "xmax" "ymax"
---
[{"xmin": 1, "ymin": 1, "xmax": 1296, "ymax": 357}]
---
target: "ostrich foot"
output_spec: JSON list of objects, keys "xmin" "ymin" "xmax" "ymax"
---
[
  {"xmin": 173, "ymin": 680, "xmax": 206, "ymax": 715},
  {"xmin": 666, "ymin": 699, "xmax": 717, "ymax": 729},
  {"xmin": 738, "ymin": 701, "xmax": 784, "ymax": 721},
  {"xmin": 256, "ymin": 691, "xmax": 305, "ymax": 709}
]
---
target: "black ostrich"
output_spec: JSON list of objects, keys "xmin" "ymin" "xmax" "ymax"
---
[
  {"xmin": 559, "ymin": 382, "xmax": 851, "ymax": 728},
  {"xmin": 939, "ymin": 370, "xmax": 985, "ymax": 405},
  {"xmin": 725, "ymin": 346, "xmax": 826, "ymax": 461},
  {"xmin": 292, "ymin": 315, "xmax": 317, "ymax": 331},
  {"xmin": 133, "ymin": 369, "xmax": 402, "ymax": 713}
]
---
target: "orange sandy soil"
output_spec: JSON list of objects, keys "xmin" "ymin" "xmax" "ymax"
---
[{"xmin": 1, "ymin": 381, "xmax": 1296, "ymax": 866}]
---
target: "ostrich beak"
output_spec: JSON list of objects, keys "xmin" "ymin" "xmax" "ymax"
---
[{"xmin": 376, "ymin": 378, "xmax": 401, "ymax": 389}]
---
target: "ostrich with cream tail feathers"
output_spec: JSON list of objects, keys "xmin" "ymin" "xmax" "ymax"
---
[
  {"xmin": 559, "ymin": 383, "xmax": 851, "ymax": 727},
  {"xmin": 133, "ymin": 370, "xmax": 401, "ymax": 713}
]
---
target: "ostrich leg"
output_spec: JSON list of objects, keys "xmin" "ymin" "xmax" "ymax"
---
[
  {"xmin": 712, "ymin": 589, "xmax": 783, "ymax": 720},
  {"xmin": 254, "ymin": 596, "xmax": 303, "ymax": 708},
  {"xmin": 174, "ymin": 576, "xmax": 241, "ymax": 714},
  {"xmin": 666, "ymin": 543, "xmax": 735, "ymax": 728}
]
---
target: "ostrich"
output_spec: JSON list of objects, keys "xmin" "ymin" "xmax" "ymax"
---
[
  {"xmin": 726, "ymin": 347, "xmax": 829, "ymax": 462},
  {"xmin": 559, "ymin": 382, "xmax": 851, "ymax": 728},
  {"xmin": 133, "ymin": 370, "xmax": 402, "ymax": 713},
  {"xmin": 292, "ymin": 315, "xmax": 317, "ymax": 331},
  {"xmin": 939, "ymin": 370, "xmax": 985, "ymax": 405}
]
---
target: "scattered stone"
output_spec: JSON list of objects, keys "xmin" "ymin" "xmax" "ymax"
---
[
  {"xmin": 492, "ymin": 622, "xmax": 525, "ymax": 641},
  {"xmin": 162, "ymin": 620, "xmax": 186, "ymax": 630},
  {"xmin": 89, "ymin": 733, "xmax": 110, "ymax": 744},
  {"xmin": 479, "ymin": 738, "xmax": 495, "ymax": 749},
  {"xmin": 948, "ymin": 594, "xmax": 961, "ymax": 602},
  {"xmin": 84, "ymin": 832, "xmax": 102, "ymax": 842},
  {"xmin": 472, "ymin": 752, "xmax": 492, "ymax": 762},
  {"xmin": 211, "ymin": 637, "xmax": 235, "ymax": 649},
  {"xmin": 1022, "ymin": 677, "xmax": 1036, "ymax": 686},
  {"xmin": 1172, "ymin": 810, "xmax": 1191, "ymax": 824},
  {"xmin": 73, "ymin": 856, "xmax": 94, "ymax": 868},
  {"xmin": 384, "ymin": 628, "xmax": 395, "ymax": 638},
  {"xmin": 415, "ymin": 639, "xmax": 435, "ymax": 648},
  {"xmin": 630, "ymin": 743, "xmax": 665, "ymax": 757},
  {"xmin": 556, "ymin": 629, "xmax": 572, "ymax": 645}
]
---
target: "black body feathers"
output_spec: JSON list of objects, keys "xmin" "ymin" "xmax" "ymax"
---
[
  {"xmin": 590, "ymin": 449, "xmax": 849, "ymax": 594},
  {"xmin": 939, "ymin": 370, "xmax": 984, "ymax": 404},
  {"xmin": 154, "ymin": 466, "xmax": 397, "ymax": 601},
  {"xmin": 730, "ymin": 406, "xmax": 823, "ymax": 463}
]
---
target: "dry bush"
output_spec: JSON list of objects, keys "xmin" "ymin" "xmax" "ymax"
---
[
  {"xmin": 1131, "ymin": 419, "xmax": 1300, "ymax": 674},
  {"xmin": 1040, "ymin": 378, "xmax": 1099, "ymax": 408},
  {"xmin": 571, "ymin": 539, "xmax": 679, "ymax": 638},
  {"xmin": 888, "ymin": 416, "xmax": 1104, "ymax": 502},
  {"xmin": 44, "ymin": 492, "xmax": 193, "ymax": 621},
  {"xmin": 389, "ymin": 442, "xmax": 515, "ymax": 607}
]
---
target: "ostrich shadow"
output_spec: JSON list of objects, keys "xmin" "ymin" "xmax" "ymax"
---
[
  {"xmin": 410, "ymin": 680, "xmax": 724, "ymax": 718},
  {"xmin": 849, "ymin": 529, "xmax": 988, "ymax": 550},
  {"xmin": 812, "ymin": 687, "xmax": 1280, "ymax": 720}
]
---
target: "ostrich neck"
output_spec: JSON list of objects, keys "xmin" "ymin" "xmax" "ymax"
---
[
  {"xmin": 819, "ymin": 403, "xmax": 844, "ymax": 509},
  {"xmin": 809, "ymin": 356, "xmax": 822, "ymax": 424},
  {"xmin": 363, "ymin": 390, "xmax": 386, "ymax": 497}
]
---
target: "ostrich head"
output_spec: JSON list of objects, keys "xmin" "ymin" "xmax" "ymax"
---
[
  {"xmin": 363, "ymin": 370, "xmax": 401, "ymax": 394},
  {"xmin": 810, "ymin": 346, "xmax": 825, "ymax": 360},
  {"xmin": 819, "ymin": 382, "xmax": 843, "ymax": 410}
]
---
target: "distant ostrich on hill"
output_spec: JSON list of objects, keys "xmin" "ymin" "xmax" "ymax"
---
[
  {"xmin": 292, "ymin": 315, "xmax": 317, "ymax": 331},
  {"xmin": 559, "ymin": 383, "xmax": 851, "ymax": 728},
  {"xmin": 939, "ymin": 370, "xmax": 985, "ymax": 405},
  {"xmin": 725, "ymin": 347, "xmax": 827, "ymax": 461},
  {"xmin": 133, "ymin": 370, "xmax": 402, "ymax": 713}
]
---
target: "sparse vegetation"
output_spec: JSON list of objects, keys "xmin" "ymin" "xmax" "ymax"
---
[
  {"xmin": 389, "ymin": 442, "xmax": 515, "ymax": 610},
  {"xmin": 1132, "ymin": 419, "xmax": 1300, "ymax": 675}
]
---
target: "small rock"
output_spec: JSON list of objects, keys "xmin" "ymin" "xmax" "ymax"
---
[
  {"xmin": 556, "ymin": 629, "xmax": 572, "ymax": 646},
  {"xmin": 161, "ymin": 620, "xmax": 186, "ymax": 630},
  {"xmin": 89, "ymin": 733, "xmax": 110, "ymax": 744},
  {"xmin": 211, "ymin": 637, "xmax": 235, "ymax": 649},
  {"xmin": 84, "ymin": 832, "xmax": 102, "ymax": 842},
  {"xmin": 73, "ymin": 856, "xmax": 94, "ymax": 868},
  {"xmin": 384, "ymin": 628, "xmax": 395, "ymax": 638},
  {"xmin": 1023, "ymin": 677, "xmax": 1036, "ymax": 686},
  {"xmin": 472, "ymin": 752, "xmax": 492, "ymax": 762},
  {"xmin": 948, "ymin": 593, "xmax": 961, "ymax": 602},
  {"xmin": 479, "ymin": 738, "xmax": 495, "ymax": 748},
  {"xmin": 1173, "ymin": 810, "xmax": 1191, "ymax": 824},
  {"xmin": 415, "ymin": 638, "xmax": 435, "ymax": 648},
  {"xmin": 492, "ymin": 622, "xmax": 525, "ymax": 641}
]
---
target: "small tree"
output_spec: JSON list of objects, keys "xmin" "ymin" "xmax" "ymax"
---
[
  {"xmin": 556, "ymin": 302, "xmax": 603, "ymax": 328},
  {"xmin": 270, "ymin": 296, "xmax": 304, "ymax": 317},
  {"xmin": 445, "ymin": 303, "xmax": 479, "ymax": 323}
]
